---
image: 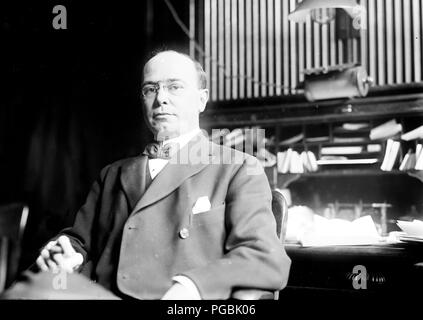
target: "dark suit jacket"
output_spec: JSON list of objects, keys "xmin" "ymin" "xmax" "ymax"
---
[{"xmin": 60, "ymin": 133, "xmax": 291, "ymax": 299}]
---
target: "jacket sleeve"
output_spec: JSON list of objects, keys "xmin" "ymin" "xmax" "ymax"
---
[
  {"xmin": 181, "ymin": 156, "xmax": 291, "ymax": 299},
  {"xmin": 57, "ymin": 165, "xmax": 111, "ymax": 265}
]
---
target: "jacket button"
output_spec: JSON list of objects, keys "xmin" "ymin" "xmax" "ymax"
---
[{"xmin": 179, "ymin": 228, "xmax": 190, "ymax": 239}]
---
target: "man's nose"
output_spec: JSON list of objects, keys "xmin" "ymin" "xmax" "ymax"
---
[{"xmin": 155, "ymin": 86, "xmax": 169, "ymax": 105}]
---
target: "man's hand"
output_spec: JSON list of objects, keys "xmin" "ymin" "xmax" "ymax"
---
[{"xmin": 36, "ymin": 235, "xmax": 83, "ymax": 273}]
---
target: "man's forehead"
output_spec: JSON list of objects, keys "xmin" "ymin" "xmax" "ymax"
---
[{"xmin": 143, "ymin": 52, "xmax": 197, "ymax": 82}]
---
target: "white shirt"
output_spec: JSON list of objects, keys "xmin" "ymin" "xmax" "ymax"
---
[
  {"xmin": 148, "ymin": 129, "xmax": 201, "ymax": 179},
  {"xmin": 148, "ymin": 128, "xmax": 202, "ymax": 300}
]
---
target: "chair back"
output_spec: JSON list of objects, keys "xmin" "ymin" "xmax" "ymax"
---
[
  {"xmin": 272, "ymin": 189, "xmax": 289, "ymax": 244},
  {"xmin": 0, "ymin": 203, "xmax": 29, "ymax": 292}
]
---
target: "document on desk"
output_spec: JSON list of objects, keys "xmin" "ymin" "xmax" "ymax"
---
[
  {"xmin": 396, "ymin": 219, "xmax": 423, "ymax": 243},
  {"xmin": 299, "ymin": 215, "xmax": 382, "ymax": 247}
]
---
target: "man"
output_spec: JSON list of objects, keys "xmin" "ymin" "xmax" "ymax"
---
[{"xmin": 10, "ymin": 50, "xmax": 291, "ymax": 299}]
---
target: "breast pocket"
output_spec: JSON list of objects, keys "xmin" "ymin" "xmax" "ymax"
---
[{"xmin": 191, "ymin": 203, "xmax": 226, "ymax": 227}]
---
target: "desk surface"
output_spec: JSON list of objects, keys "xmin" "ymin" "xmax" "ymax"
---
[
  {"xmin": 284, "ymin": 242, "xmax": 423, "ymax": 292},
  {"xmin": 286, "ymin": 242, "xmax": 423, "ymax": 259}
]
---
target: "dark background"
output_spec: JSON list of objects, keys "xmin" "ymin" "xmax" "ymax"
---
[{"xmin": 0, "ymin": 1, "xmax": 191, "ymax": 270}]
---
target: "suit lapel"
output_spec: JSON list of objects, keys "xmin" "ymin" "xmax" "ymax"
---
[
  {"xmin": 130, "ymin": 133, "xmax": 213, "ymax": 216},
  {"xmin": 120, "ymin": 155, "xmax": 149, "ymax": 211}
]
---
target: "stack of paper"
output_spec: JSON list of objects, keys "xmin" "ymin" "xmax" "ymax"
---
[
  {"xmin": 370, "ymin": 119, "xmax": 403, "ymax": 140},
  {"xmin": 380, "ymin": 139, "xmax": 401, "ymax": 171},
  {"xmin": 321, "ymin": 146, "xmax": 363, "ymax": 155},
  {"xmin": 277, "ymin": 149, "xmax": 318, "ymax": 173},
  {"xmin": 399, "ymin": 149, "xmax": 417, "ymax": 171},
  {"xmin": 396, "ymin": 219, "xmax": 423, "ymax": 243},
  {"xmin": 415, "ymin": 143, "xmax": 423, "ymax": 170},
  {"xmin": 279, "ymin": 133, "xmax": 304, "ymax": 146},
  {"xmin": 289, "ymin": 151, "xmax": 304, "ymax": 173},
  {"xmin": 333, "ymin": 136, "xmax": 367, "ymax": 143},
  {"xmin": 317, "ymin": 158, "xmax": 378, "ymax": 165},
  {"xmin": 277, "ymin": 149, "xmax": 293, "ymax": 173},
  {"xmin": 305, "ymin": 136, "xmax": 329, "ymax": 143},
  {"xmin": 300, "ymin": 151, "xmax": 318, "ymax": 172},
  {"xmin": 300, "ymin": 215, "xmax": 382, "ymax": 247},
  {"xmin": 367, "ymin": 144, "xmax": 382, "ymax": 152},
  {"xmin": 401, "ymin": 125, "xmax": 423, "ymax": 141},
  {"xmin": 342, "ymin": 123, "xmax": 370, "ymax": 131}
]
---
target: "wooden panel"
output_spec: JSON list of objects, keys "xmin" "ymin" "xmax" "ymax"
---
[
  {"xmin": 282, "ymin": 0, "xmax": 289, "ymax": 95},
  {"xmin": 260, "ymin": 0, "xmax": 267, "ymax": 96},
  {"xmin": 290, "ymin": 0, "xmax": 297, "ymax": 95},
  {"xmin": 189, "ymin": 0, "xmax": 195, "ymax": 57},
  {"xmin": 211, "ymin": 0, "xmax": 218, "ymax": 101},
  {"xmin": 404, "ymin": 0, "xmax": 412, "ymax": 83},
  {"xmin": 377, "ymin": 0, "xmax": 385, "ymax": 85},
  {"xmin": 224, "ymin": 0, "xmax": 231, "ymax": 100},
  {"xmin": 204, "ymin": 0, "xmax": 211, "ymax": 94},
  {"xmin": 306, "ymin": 16, "xmax": 313, "ymax": 70},
  {"xmin": 360, "ymin": 0, "xmax": 368, "ymax": 73},
  {"xmin": 275, "ymin": 0, "xmax": 282, "ymax": 95},
  {"xmin": 268, "ymin": 0, "xmax": 275, "ymax": 96},
  {"xmin": 394, "ymin": 0, "xmax": 404, "ymax": 83},
  {"xmin": 412, "ymin": 0, "xmax": 422, "ymax": 81},
  {"xmin": 385, "ymin": 0, "xmax": 394, "ymax": 84},
  {"xmin": 321, "ymin": 23, "xmax": 329, "ymax": 67},
  {"xmin": 298, "ymin": 16, "xmax": 305, "ymax": 82},
  {"xmin": 239, "ymin": 0, "xmax": 245, "ymax": 99},
  {"xmin": 245, "ymin": 0, "xmax": 252, "ymax": 98},
  {"xmin": 368, "ymin": 0, "xmax": 377, "ymax": 83},
  {"xmin": 253, "ymin": 0, "xmax": 260, "ymax": 97},
  {"xmin": 332, "ymin": 22, "xmax": 339, "ymax": 64},
  {"xmin": 231, "ymin": 0, "xmax": 238, "ymax": 100}
]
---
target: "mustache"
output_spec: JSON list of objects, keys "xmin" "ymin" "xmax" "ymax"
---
[
  {"xmin": 152, "ymin": 105, "xmax": 176, "ymax": 116},
  {"xmin": 152, "ymin": 111, "xmax": 176, "ymax": 117}
]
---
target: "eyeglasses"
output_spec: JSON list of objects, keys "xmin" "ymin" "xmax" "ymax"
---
[{"xmin": 141, "ymin": 81, "xmax": 186, "ymax": 98}]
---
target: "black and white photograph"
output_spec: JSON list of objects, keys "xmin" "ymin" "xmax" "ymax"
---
[{"xmin": 1, "ymin": 0, "xmax": 423, "ymax": 316}]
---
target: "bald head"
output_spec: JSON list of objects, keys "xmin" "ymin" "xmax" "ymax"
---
[{"xmin": 143, "ymin": 50, "xmax": 207, "ymax": 89}]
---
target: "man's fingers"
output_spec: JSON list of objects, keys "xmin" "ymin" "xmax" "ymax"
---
[
  {"xmin": 51, "ymin": 252, "xmax": 64, "ymax": 265},
  {"xmin": 45, "ymin": 240, "xmax": 58, "ymax": 251},
  {"xmin": 36, "ymin": 255, "xmax": 49, "ymax": 272},
  {"xmin": 52, "ymin": 252, "xmax": 83, "ymax": 273},
  {"xmin": 57, "ymin": 236, "xmax": 75, "ymax": 257},
  {"xmin": 67, "ymin": 252, "xmax": 83, "ymax": 270},
  {"xmin": 37, "ymin": 236, "xmax": 81, "ymax": 273},
  {"xmin": 52, "ymin": 254, "xmax": 73, "ymax": 273},
  {"xmin": 49, "ymin": 245, "xmax": 64, "ymax": 254},
  {"xmin": 46, "ymin": 258, "xmax": 59, "ymax": 273},
  {"xmin": 40, "ymin": 248, "xmax": 59, "ymax": 272},
  {"xmin": 40, "ymin": 248, "xmax": 50, "ymax": 260}
]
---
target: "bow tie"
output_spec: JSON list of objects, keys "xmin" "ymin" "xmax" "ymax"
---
[{"xmin": 142, "ymin": 142, "xmax": 179, "ymax": 159}]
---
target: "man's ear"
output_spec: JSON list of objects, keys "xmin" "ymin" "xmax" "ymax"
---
[{"xmin": 198, "ymin": 89, "xmax": 209, "ymax": 113}]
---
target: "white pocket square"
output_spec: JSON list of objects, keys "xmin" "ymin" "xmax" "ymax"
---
[{"xmin": 192, "ymin": 196, "xmax": 211, "ymax": 214}]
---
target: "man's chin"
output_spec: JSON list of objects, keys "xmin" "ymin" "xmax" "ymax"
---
[{"xmin": 154, "ymin": 128, "xmax": 180, "ymax": 141}]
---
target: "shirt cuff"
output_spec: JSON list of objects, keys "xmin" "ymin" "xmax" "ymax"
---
[{"xmin": 172, "ymin": 275, "xmax": 202, "ymax": 300}]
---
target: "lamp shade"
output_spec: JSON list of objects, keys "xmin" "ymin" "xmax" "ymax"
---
[{"xmin": 288, "ymin": 0, "xmax": 363, "ymax": 23}]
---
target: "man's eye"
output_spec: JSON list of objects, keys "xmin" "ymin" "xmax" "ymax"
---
[
  {"xmin": 143, "ymin": 86, "xmax": 156, "ymax": 93},
  {"xmin": 168, "ymin": 84, "xmax": 184, "ymax": 91}
]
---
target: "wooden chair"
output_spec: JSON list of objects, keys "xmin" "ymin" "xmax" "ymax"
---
[
  {"xmin": 231, "ymin": 189, "xmax": 289, "ymax": 300},
  {"xmin": 0, "ymin": 203, "xmax": 29, "ymax": 293}
]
